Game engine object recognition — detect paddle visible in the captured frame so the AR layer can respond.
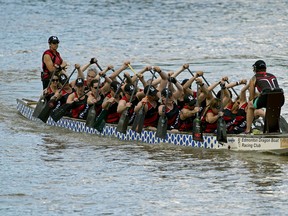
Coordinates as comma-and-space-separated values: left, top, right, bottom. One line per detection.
85, 79, 101, 128
187, 68, 217, 97
116, 79, 139, 134
192, 84, 204, 142
93, 78, 126, 132
216, 87, 227, 143
32, 95, 46, 118
149, 69, 158, 79
131, 69, 157, 133
155, 83, 170, 139
32, 71, 56, 118
115, 63, 143, 133
50, 90, 90, 122
94, 60, 124, 82
226, 80, 239, 98
37, 68, 77, 123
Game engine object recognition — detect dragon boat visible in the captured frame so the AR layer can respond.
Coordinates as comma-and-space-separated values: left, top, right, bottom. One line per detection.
16, 98, 288, 155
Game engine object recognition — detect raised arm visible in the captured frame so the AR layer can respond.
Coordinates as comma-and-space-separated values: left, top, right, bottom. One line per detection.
109, 61, 130, 81
97, 65, 114, 84
248, 76, 256, 101
239, 83, 249, 103
153, 66, 168, 93
171, 63, 189, 78
81, 57, 98, 73
132, 65, 152, 85
169, 77, 184, 99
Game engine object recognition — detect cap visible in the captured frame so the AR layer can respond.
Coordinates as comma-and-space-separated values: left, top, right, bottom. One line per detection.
48, 36, 60, 44
110, 81, 121, 92
216, 89, 232, 99
75, 78, 84, 87
184, 94, 196, 106
161, 88, 172, 97
253, 60, 266, 71
124, 83, 135, 95
181, 79, 189, 85
144, 85, 158, 96
59, 74, 68, 85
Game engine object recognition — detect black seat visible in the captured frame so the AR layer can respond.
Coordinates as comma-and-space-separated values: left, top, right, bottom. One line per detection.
263, 89, 284, 133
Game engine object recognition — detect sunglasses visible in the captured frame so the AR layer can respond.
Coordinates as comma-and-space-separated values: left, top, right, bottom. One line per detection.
52, 79, 59, 82
212, 106, 221, 110
51, 42, 59, 45
92, 86, 98, 89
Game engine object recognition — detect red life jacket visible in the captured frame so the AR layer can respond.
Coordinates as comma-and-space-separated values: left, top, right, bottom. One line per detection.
165, 103, 180, 129
255, 72, 279, 92
70, 92, 88, 119
144, 101, 159, 127
227, 102, 248, 133
178, 105, 195, 131
105, 94, 120, 123
201, 109, 217, 133
223, 103, 235, 127
42, 49, 63, 80
91, 93, 104, 116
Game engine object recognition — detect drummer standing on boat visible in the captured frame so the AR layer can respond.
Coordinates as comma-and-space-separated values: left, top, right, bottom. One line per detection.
244, 60, 284, 134
41, 36, 67, 89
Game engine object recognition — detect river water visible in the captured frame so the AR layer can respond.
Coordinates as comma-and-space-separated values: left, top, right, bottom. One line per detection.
1, 0, 288, 215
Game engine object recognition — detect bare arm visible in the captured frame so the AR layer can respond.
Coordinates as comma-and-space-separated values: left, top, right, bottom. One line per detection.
171, 78, 184, 99
171, 63, 189, 78
153, 66, 168, 93
43, 54, 57, 75
248, 76, 256, 101
66, 92, 75, 104
132, 66, 152, 84
180, 107, 200, 120
109, 61, 130, 81
206, 112, 220, 124
182, 71, 204, 90
117, 99, 130, 113
239, 83, 249, 103
75, 63, 84, 79
80, 58, 97, 72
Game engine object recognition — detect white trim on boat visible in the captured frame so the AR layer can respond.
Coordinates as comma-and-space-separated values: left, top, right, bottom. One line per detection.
16, 98, 288, 155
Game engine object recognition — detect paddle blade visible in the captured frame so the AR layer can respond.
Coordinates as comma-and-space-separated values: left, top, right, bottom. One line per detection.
217, 117, 227, 143
94, 110, 108, 132
85, 106, 97, 128
131, 107, 145, 133
192, 117, 204, 142
32, 96, 46, 118
37, 99, 56, 123
131, 112, 140, 131
50, 103, 72, 122
155, 116, 167, 139
116, 110, 130, 134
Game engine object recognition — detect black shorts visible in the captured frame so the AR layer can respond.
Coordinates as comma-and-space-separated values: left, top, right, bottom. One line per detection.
42, 79, 50, 90
253, 88, 284, 109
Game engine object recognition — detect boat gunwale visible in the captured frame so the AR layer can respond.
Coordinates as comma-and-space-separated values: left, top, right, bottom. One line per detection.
16, 98, 288, 154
